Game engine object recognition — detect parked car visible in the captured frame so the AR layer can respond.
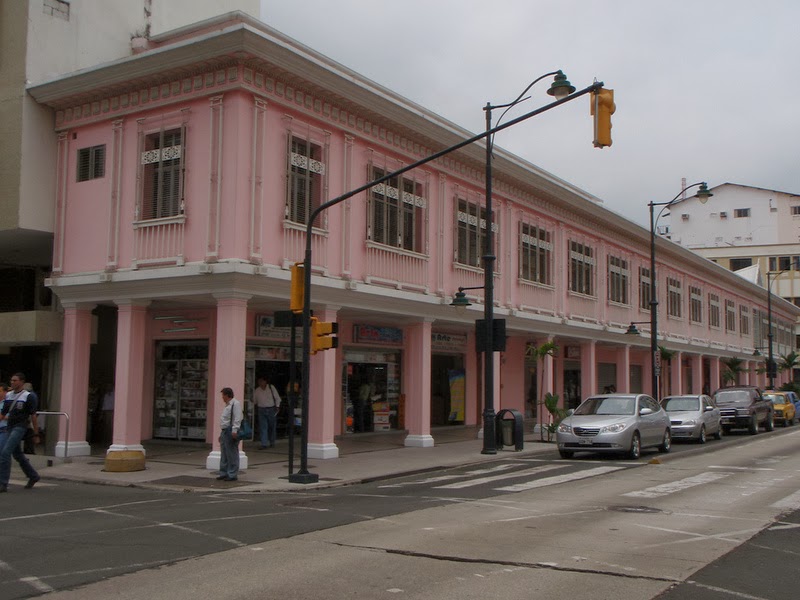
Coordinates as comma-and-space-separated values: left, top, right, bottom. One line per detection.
660, 394, 722, 443
556, 394, 671, 460
782, 390, 800, 414
763, 391, 796, 426
713, 386, 774, 435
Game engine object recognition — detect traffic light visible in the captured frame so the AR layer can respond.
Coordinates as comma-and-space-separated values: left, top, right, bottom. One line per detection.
290, 262, 304, 313
310, 317, 338, 354
591, 88, 615, 148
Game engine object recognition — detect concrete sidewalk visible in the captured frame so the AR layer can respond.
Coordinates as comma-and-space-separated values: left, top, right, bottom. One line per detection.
10, 427, 555, 493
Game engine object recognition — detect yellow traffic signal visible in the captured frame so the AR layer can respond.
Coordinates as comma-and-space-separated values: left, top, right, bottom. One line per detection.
310, 317, 339, 354
591, 88, 615, 148
290, 262, 304, 313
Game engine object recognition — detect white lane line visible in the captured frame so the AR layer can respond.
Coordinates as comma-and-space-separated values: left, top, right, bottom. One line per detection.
20, 577, 55, 593
770, 489, 800, 510
0, 499, 169, 523
495, 465, 625, 493
379, 464, 518, 488
435, 464, 565, 490
623, 471, 734, 498
708, 465, 775, 471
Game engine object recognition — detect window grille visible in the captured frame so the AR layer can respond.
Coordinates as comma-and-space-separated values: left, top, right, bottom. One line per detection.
639, 267, 651, 311
740, 305, 750, 336
709, 293, 721, 329
725, 299, 736, 332
368, 166, 426, 252
690, 285, 703, 323
734, 208, 751, 218
667, 276, 682, 318
139, 127, 185, 220
286, 136, 324, 227
607, 255, 629, 305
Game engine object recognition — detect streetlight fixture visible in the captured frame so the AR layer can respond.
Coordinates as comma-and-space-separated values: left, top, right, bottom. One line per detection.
765, 259, 800, 389
476, 70, 575, 455
648, 182, 712, 400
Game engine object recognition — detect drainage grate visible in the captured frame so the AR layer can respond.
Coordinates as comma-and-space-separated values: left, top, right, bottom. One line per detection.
609, 505, 662, 514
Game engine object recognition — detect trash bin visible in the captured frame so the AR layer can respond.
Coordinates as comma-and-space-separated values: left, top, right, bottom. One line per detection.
501, 419, 514, 446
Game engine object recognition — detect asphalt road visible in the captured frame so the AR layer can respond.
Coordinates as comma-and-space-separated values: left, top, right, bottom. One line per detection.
1, 428, 799, 599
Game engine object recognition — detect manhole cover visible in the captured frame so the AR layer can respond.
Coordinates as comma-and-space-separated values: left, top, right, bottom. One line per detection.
609, 505, 662, 514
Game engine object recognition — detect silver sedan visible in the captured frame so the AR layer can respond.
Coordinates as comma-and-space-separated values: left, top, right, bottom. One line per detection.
660, 394, 722, 443
556, 394, 672, 460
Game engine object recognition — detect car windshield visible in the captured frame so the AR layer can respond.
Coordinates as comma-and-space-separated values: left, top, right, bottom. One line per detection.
764, 394, 786, 405
574, 396, 635, 416
662, 397, 700, 412
715, 390, 753, 406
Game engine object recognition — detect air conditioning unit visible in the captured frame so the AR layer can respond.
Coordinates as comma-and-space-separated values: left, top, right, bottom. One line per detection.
681, 213, 689, 220
719, 211, 728, 218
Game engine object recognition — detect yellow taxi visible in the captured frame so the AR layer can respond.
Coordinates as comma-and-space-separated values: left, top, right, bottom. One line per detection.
763, 391, 796, 426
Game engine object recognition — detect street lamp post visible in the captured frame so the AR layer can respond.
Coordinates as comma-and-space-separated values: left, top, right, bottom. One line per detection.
479, 71, 575, 454
765, 260, 799, 389
648, 182, 712, 400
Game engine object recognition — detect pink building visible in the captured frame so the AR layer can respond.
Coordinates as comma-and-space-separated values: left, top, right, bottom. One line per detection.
29, 13, 799, 467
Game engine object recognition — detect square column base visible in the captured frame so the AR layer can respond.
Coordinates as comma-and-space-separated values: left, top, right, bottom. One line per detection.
55, 441, 91, 458
206, 449, 249, 471
107, 444, 146, 455
307, 443, 339, 459
404, 434, 435, 448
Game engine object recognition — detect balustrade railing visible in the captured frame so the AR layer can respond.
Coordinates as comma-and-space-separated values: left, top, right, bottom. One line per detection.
133, 217, 185, 267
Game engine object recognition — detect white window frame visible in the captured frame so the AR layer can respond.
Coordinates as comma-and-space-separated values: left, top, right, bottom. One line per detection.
368, 165, 427, 253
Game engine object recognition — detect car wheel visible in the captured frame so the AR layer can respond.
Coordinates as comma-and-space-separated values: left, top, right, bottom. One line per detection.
784, 418, 790, 428
559, 450, 574, 459
698, 425, 707, 444
713, 424, 723, 440
628, 432, 641, 459
765, 412, 775, 432
658, 429, 671, 453
748, 415, 759, 435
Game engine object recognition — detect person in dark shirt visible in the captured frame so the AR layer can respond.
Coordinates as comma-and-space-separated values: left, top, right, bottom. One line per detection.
0, 373, 40, 492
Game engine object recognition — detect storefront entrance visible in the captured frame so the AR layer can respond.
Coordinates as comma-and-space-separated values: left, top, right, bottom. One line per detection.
430, 354, 465, 426
153, 341, 209, 440
344, 350, 401, 433
245, 346, 302, 440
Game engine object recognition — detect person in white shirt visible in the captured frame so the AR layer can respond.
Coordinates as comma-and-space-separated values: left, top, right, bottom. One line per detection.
216, 387, 242, 481
254, 376, 281, 449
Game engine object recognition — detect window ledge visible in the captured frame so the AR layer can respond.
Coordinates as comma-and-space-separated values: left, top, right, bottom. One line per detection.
519, 278, 554, 291
568, 291, 597, 301
366, 240, 428, 260
283, 219, 327, 236
133, 214, 186, 229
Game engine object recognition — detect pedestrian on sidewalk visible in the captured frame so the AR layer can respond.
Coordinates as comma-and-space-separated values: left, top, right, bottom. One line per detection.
254, 376, 281, 449
216, 387, 242, 482
0, 373, 41, 492
0, 383, 10, 451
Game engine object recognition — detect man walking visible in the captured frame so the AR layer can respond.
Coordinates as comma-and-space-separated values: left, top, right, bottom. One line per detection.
0, 373, 40, 492
254, 376, 281, 449
216, 387, 242, 482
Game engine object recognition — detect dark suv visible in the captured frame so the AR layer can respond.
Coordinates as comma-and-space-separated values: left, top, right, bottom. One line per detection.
713, 386, 774, 435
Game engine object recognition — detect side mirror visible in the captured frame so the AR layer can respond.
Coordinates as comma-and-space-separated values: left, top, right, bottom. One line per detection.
704, 405, 714, 412
639, 407, 653, 416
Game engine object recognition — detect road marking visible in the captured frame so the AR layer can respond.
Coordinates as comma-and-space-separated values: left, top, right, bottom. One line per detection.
435, 464, 565, 490
708, 465, 775, 471
770, 489, 800, 510
623, 471, 734, 498
495, 466, 625, 492
379, 464, 518, 488
0, 499, 170, 523
20, 577, 54, 593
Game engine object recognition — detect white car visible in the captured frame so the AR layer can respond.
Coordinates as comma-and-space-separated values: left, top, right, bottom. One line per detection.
660, 394, 722, 443
556, 394, 671, 460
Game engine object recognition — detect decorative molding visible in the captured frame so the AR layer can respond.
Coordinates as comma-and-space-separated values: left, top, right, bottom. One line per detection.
206, 95, 224, 261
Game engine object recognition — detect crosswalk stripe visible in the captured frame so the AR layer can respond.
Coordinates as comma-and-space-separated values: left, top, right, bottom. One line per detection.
770, 489, 800, 510
378, 464, 518, 488
435, 464, 566, 490
495, 465, 625, 492
623, 472, 734, 498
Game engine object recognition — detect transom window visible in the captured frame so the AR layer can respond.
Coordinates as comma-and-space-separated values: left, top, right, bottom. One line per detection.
77, 145, 105, 182
709, 293, 721, 328
287, 136, 325, 227
607, 255, 629, 305
139, 128, 184, 220
368, 166, 426, 252
725, 299, 736, 332
690, 285, 703, 323
639, 267, 652, 311
519, 223, 552, 285
569, 241, 595, 296
666, 276, 682, 318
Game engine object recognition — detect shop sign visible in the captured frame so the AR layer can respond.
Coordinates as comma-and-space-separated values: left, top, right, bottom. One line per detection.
353, 324, 403, 345
255, 315, 302, 342
432, 332, 467, 352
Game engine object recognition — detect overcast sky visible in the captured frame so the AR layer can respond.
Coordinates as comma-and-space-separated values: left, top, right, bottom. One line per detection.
259, 1, 800, 227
